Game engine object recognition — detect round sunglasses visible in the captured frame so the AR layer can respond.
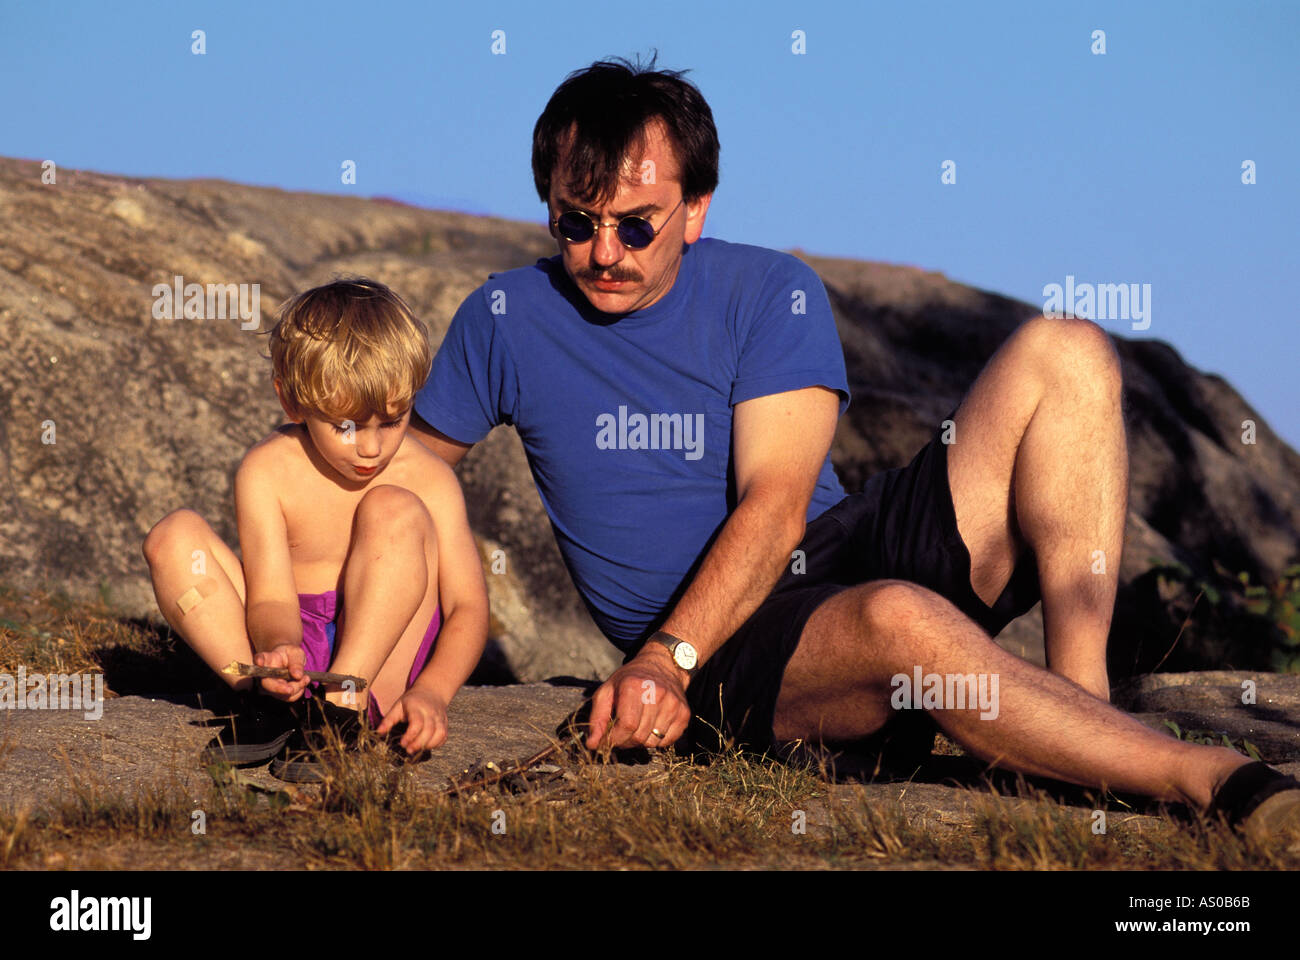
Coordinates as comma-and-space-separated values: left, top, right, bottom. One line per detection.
551, 199, 684, 249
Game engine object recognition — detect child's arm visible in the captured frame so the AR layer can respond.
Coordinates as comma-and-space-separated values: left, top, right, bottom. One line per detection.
234, 443, 309, 700
377, 453, 488, 751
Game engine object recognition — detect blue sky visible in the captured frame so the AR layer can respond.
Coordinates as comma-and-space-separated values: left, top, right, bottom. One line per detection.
3, 0, 1296, 446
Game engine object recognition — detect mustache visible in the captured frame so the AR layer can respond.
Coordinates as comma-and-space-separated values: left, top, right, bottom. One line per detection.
575, 266, 641, 284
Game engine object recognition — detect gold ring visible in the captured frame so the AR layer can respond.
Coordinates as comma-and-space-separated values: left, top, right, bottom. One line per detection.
651, 728, 665, 738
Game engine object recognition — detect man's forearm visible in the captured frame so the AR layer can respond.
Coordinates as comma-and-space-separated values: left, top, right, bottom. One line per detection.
655, 490, 806, 671
586, 491, 803, 749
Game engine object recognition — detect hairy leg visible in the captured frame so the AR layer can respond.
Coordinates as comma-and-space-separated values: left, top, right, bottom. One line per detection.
142, 509, 253, 691
773, 581, 1249, 809
947, 315, 1127, 700
327, 485, 440, 715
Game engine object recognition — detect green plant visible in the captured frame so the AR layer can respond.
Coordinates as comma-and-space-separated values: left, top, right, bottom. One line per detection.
1150, 558, 1300, 673
1240, 564, 1300, 672
1162, 720, 1262, 760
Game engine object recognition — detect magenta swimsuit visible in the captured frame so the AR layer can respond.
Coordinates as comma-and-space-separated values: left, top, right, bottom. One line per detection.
297, 590, 441, 726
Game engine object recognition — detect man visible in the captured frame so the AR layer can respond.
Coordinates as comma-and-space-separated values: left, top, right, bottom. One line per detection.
410, 57, 1300, 833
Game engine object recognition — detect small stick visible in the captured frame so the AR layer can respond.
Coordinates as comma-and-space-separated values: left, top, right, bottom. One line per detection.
443, 703, 590, 795
221, 661, 368, 690
444, 741, 570, 795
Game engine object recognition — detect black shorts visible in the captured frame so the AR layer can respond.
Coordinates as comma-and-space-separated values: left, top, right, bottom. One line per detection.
678, 419, 1041, 764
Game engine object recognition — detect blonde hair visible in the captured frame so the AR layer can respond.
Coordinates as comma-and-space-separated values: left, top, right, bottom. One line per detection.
268, 277, 432, 423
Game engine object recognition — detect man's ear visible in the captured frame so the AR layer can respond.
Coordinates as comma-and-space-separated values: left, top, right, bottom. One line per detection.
683, 192, 712, 244
545, 193, 563, 240
272, 378, 303, 423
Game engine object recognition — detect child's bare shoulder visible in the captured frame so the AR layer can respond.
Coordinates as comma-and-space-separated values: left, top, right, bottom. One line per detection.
388, 434, 463, 504
235, 425, 307, 485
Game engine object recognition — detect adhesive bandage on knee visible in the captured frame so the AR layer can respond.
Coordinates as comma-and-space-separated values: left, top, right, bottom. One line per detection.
176, 577, 219, 615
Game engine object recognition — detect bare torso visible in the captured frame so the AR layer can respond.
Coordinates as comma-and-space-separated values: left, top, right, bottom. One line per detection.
246, 424, 440, 595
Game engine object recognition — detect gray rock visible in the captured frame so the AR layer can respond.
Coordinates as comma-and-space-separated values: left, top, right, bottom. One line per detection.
1114, 670, 1300, 763
0, 685, 588, 812
2, 157, 1297, 682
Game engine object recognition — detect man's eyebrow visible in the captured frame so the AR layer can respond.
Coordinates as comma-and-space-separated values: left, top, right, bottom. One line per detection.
556, 196, 661, 218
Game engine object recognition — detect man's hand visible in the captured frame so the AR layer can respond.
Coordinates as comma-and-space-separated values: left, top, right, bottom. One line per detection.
254, 643, 309, 701
376, 687, 449, 754
586, 642, 690, 750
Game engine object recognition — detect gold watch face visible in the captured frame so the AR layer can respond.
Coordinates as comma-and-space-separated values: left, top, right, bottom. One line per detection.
673, 641, 698, 671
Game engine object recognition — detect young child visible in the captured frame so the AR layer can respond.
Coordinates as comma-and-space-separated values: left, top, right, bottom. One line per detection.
142, 277, 488, 781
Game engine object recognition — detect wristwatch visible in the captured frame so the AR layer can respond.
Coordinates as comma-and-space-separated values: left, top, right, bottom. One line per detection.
651, 631, 698, 676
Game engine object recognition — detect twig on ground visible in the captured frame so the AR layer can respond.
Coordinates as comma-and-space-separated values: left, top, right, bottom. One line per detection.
443, 703, 590, 795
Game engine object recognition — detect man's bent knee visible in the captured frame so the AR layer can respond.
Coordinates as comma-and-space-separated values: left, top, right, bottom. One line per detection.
833, 579, 984, 676
1020, 315, 1122, 393
776, 582, 953, 743
852, 579, 952, 636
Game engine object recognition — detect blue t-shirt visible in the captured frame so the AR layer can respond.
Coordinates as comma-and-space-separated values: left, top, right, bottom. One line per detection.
415, 237, 851, 652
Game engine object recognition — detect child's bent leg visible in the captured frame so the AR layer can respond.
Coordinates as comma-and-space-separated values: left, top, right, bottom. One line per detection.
328, 486, 440, 715
141, 509, 254, 691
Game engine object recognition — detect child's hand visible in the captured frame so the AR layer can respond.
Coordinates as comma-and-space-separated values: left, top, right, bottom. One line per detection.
254, 643, 310, 701
377, 687, 448, 754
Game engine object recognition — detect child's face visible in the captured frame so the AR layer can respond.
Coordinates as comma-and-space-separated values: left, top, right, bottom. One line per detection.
275, 380, 411, 484
305, 405, 411, 483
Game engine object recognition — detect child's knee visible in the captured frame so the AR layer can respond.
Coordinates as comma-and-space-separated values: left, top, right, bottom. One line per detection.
355, 486, 431, 534
142, 509, 207, 564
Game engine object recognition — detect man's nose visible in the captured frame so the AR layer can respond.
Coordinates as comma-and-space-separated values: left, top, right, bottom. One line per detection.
591, 222, 624, 268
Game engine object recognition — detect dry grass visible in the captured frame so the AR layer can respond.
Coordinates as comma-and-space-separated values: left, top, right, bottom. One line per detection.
0, 581, 166, 679
2, 582, 1299, 870
2, 731, 1297, 871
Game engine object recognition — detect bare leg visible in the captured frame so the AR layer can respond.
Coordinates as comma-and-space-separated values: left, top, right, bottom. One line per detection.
773, 317, 1249, 811
325, 485, 440, 716
773, 581, 1250, 809
947, 315, 1126, 700
142, 509, 254, 692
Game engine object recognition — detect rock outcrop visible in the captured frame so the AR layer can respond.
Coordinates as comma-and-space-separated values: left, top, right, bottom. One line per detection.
2, 157, 1296, 680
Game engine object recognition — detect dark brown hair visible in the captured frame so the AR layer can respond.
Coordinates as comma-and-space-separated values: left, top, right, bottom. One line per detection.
532, 53, 720, 206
